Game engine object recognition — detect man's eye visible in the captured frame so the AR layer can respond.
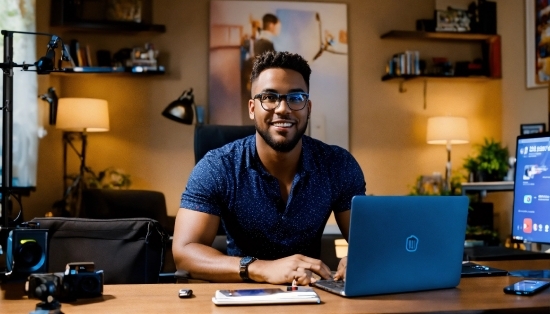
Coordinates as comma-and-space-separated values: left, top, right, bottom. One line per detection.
287, 94, 305, 103
262, 94, 278, 102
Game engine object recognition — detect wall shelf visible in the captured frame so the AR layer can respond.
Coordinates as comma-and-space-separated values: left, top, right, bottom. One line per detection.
380, 30, 501, 104
50, 21, 166, 34
380, 30, 499, 42
382, 74, 494, 82
50, 66, 166, 76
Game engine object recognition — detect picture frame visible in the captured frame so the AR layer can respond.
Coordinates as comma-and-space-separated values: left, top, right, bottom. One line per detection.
416, 175, 444, 195
435, 9, 470, 32
526, 0, 550, 88
209, 1, 350, 149
520, 123, 546, 135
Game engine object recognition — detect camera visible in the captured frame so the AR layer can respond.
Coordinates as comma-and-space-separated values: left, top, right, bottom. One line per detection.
6, 222, 48, 277
26, 262, 103, 301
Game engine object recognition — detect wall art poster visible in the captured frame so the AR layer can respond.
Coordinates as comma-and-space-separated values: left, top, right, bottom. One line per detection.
209, 1, 349, 149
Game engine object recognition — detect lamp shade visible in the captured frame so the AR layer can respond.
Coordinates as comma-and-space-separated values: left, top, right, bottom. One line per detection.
56, 98, 109, 132
426, 116, 469, 145
162, 88, 194, 125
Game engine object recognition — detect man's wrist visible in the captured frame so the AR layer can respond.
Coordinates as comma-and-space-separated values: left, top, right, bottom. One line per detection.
239, 256, 257, 281
246, 259, 266, 282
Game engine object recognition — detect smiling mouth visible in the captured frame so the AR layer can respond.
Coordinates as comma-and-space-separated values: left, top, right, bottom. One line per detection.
271, 122, 294, 128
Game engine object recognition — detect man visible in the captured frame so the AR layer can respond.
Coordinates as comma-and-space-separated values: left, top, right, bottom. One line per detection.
254, 13, 280, 56
173, 51, 366, 285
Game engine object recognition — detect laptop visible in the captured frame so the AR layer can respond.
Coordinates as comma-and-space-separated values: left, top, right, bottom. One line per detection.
313, 195, 469, 297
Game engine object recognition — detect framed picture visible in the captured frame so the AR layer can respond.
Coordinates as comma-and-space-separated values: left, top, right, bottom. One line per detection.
435, 9, 470, 32
520, 123, 546, 135
209, 1, 349, 149
416, 175, 444, 195
526, 0, 550, 88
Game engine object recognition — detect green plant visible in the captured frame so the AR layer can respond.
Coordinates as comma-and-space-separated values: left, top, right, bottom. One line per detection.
408, 174, 463, 196
85, 167, 131, 189
463, 138, 509, 181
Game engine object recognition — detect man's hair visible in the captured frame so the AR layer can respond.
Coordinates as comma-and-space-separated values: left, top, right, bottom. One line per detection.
262, 13, 279, 30
250, 51, 311, 90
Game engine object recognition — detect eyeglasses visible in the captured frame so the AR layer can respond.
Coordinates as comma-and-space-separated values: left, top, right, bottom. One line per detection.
253, 92, 309, 111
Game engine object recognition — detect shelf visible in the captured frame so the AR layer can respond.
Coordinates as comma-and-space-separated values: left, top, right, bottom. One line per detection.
50, 65, 165, 75
381, 74, 494, 82
50, 21, 166, 34
380, 30, 499, 42
461, 181, 514, 198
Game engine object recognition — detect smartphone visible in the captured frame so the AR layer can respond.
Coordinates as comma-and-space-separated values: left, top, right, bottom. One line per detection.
217, 288, 283, 297
503, 280, 550, 296
178, 289, 193, 298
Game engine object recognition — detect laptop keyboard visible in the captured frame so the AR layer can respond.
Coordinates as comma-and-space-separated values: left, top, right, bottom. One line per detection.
316, 279, 345, 289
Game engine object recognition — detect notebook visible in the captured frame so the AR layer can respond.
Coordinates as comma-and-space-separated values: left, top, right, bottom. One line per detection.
313, 195, 469, 297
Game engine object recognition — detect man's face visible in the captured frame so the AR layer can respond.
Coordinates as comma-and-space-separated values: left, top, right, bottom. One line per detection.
249, 68, 311, 153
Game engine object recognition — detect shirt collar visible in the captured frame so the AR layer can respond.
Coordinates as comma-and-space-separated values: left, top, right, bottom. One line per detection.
247, 135, 316, 176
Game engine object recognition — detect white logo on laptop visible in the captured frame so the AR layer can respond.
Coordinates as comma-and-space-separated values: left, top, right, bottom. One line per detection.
406, 235, 419, 252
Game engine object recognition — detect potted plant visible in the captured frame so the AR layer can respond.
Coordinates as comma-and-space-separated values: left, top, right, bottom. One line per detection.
463, 138, 509, 182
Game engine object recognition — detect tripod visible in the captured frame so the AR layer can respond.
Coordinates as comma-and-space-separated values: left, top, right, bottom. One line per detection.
58, 131, 97, 217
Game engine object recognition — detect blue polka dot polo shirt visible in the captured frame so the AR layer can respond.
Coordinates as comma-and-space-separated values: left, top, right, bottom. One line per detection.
180, 135, 366, 260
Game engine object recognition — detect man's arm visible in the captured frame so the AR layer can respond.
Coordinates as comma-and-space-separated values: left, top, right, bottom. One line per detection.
333, 210, 350, 280
172, 208, 332, 284
334, 210, 350, 242
172, 208, 242, 282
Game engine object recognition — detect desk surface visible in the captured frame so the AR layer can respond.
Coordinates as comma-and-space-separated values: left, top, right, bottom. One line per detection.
2, 260, 549, 314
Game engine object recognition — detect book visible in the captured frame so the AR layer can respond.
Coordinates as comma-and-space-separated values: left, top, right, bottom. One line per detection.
85, 45, 93, 67
69, 39, 80, 66
212, 287, 321, 305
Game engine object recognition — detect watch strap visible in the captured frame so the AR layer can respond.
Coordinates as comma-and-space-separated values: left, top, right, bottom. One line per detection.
239, 256, 257, 281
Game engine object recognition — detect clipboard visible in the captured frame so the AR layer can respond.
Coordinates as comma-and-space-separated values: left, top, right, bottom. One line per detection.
212, 287, 321, 305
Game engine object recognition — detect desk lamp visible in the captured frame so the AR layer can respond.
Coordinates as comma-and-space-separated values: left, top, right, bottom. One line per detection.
162, 88, 195, 124
56, 98, 109, 216
427, 116, 469, 191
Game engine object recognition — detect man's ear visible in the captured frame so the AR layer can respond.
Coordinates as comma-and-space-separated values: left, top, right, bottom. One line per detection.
248, 99, 255, 120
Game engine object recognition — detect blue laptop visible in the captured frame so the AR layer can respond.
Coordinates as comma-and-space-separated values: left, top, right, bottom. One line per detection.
313, 195, 469, 297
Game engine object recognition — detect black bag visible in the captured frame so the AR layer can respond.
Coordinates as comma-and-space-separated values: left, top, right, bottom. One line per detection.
31, 217, 169, 284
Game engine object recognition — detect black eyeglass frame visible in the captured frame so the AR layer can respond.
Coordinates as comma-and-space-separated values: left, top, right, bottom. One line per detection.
252, 92, 310, 111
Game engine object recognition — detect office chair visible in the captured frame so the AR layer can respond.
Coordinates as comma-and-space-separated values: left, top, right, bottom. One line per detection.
194, 124, 256, 163
174, 125, 256, 282
193, 124, 256, 243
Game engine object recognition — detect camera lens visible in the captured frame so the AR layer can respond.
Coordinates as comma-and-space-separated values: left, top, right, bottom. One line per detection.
80, 276, 99, 293
16, 242, 43, 268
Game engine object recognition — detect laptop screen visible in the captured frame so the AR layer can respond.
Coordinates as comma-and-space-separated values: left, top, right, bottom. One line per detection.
512, 132, 550, 244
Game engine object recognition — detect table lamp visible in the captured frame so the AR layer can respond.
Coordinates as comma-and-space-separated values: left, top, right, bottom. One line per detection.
162, 88, 195, 124
56, 98, 109, 216
426, 116, 469, 191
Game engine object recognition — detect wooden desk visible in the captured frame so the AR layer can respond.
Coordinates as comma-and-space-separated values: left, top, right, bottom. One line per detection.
1, 260, 549, 314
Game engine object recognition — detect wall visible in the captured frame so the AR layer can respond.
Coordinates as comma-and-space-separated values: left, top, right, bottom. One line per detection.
28, 1, 509, 231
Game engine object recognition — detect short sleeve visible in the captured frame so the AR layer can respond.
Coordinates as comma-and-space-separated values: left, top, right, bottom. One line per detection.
330, 149, 366, 213
180, 154, 226, 216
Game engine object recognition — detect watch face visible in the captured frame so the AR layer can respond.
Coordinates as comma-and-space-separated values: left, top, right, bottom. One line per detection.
241, 256, 254, 266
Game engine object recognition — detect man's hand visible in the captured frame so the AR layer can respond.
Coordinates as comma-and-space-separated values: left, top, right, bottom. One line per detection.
248, 254, 331, 285
333, 256, 347, 281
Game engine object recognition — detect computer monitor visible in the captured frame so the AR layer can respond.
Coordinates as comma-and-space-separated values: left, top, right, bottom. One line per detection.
512, 132, 550, 245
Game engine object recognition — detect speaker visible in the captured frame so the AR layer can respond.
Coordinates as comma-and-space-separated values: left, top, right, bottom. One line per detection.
6, 229, 48, 276
478, 0, 497, 34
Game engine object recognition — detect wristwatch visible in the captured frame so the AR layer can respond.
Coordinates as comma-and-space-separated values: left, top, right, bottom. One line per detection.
239, 256, 257, 281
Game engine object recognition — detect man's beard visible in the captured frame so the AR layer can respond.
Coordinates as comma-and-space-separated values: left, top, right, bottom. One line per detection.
255, 118, 309, 153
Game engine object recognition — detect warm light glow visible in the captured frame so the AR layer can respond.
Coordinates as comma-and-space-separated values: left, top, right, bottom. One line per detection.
56, 98, 110, 132
426, 116, 469, 145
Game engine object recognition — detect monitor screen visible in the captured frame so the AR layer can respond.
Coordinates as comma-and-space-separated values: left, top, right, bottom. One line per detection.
512, 132, 550, 244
